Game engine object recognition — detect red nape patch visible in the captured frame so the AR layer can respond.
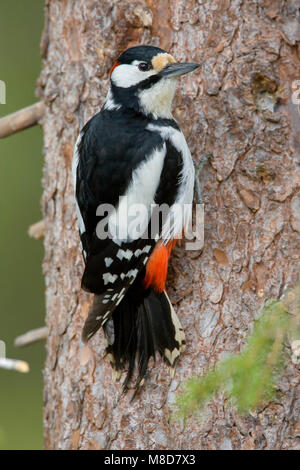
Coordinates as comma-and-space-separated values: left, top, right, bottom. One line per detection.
143, 240, 178, 293
109, 61, 121, 75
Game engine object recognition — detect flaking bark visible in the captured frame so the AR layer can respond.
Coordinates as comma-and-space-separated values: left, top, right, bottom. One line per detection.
39, 0, 300, 450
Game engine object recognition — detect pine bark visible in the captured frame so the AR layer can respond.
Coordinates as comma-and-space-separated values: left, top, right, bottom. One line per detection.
38, 0, 300, 450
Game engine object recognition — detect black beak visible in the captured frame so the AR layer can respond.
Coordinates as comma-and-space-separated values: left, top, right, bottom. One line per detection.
159, 62, 200, 78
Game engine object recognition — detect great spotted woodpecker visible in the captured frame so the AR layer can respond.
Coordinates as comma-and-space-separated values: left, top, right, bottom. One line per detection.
73, 45, 200, 390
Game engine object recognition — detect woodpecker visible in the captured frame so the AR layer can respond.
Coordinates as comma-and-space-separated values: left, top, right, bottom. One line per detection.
73, 45, 200, 390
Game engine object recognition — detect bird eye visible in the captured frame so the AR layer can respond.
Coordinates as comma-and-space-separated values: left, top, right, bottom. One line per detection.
138, 62, 151, 72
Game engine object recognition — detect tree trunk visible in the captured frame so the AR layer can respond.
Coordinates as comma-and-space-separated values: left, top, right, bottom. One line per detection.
39, 0, 300, 450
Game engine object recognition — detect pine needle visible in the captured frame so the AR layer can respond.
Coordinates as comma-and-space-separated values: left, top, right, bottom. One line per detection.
176, 292, 298, 419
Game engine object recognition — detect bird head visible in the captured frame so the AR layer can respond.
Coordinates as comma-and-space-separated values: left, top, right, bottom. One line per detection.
105, 45, 200, 119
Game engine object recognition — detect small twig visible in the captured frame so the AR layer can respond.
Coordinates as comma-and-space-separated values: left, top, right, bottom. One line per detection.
0, 101, 45, 139
28, 220, 46, 240
14, 326, 48, 348
0, 358, 29, 373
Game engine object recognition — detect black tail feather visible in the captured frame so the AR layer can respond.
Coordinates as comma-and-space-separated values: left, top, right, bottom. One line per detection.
103, 286, 185, 391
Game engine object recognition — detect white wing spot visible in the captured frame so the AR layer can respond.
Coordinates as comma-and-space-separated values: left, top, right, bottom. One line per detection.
115, 295, 124, 306
135, 246, 151, 256
104, 257, 114, 267
126, 269, 139, 279
103, 273, 118, 285
117, 249, 133, 261
97, 310, 111, 322
119, 287, 126, 298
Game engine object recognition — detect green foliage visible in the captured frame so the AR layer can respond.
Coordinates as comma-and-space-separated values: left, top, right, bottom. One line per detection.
176, 296, 297, 419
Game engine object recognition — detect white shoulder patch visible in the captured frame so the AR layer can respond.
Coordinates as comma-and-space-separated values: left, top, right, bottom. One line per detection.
108, 144, 166, 243
147, 124, 195, 242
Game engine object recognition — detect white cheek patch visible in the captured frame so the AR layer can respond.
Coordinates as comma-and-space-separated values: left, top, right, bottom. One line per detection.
111, 62, 156, 88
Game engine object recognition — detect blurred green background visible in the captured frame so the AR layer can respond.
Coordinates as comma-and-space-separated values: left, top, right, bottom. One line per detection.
0, 1, 45, 449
